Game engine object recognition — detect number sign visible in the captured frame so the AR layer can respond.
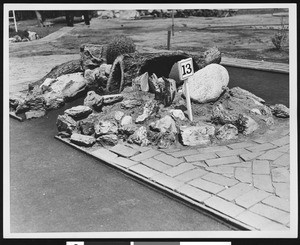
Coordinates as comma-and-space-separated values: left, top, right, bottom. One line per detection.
178, 58, 194, 80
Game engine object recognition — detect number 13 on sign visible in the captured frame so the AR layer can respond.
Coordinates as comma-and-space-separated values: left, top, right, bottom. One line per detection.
178, 58, 194, 121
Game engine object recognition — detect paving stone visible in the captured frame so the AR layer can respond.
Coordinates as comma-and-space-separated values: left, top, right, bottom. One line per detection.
276, 145, 290, 153
154, 153, 184, 166
175, 168, 209, 182
273, 183, 290, 199
109, 144, 140, 158
112, 157, 138, 168
191, 161, 208, 168
236, 210, 289, 231
253, 160, 270, 174
197, 145, 229, 154
205, 156, 241, 167
205, 166, 235, 175
235, 167, 252, 183
250, 203, 290, 224
225, 161, 252, 168
204, 196, 246, 218
91, 148, 118, 162
257, 150, 284, 161
262, 195, 290, 212
253, 175, 274, 193
215, 148, 250, 157
217, 182, 254, 201
176, 184, 211, 202
124, 143, 151, 152
130, 149, 161, 162
202, 172, 239, 187
240, 152, 264, 161
184, 152, 218, 162
272, 136, 290, 147
150, 173, 184, 190
246, 143, 277, 152
141, 158, 172, 172
159, 148, 180, 153
129, 164, 160, 179
163, 163, 195, 177
271, 167, 290, 183
235, 189, 271, 208
170, 149, 199, 158
189, 178, 225, 194
251, 138, 269, 144
227, 142, 258, 149
272, 154, 290, 167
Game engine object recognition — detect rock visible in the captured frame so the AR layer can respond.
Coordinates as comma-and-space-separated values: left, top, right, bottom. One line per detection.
84, 68, 108, 90
270, 104, 289, 118
182, 64, 229, 103
132, 72, 149, 91
9, 92, 27, 111
114, 111, 125, 121
264, 117, 275, 126
119, 123, 139, 136
157, 132, 177, 149
149, 75, 176, 106
56, 114, 77, 134
94, 121, 118, 136
40, 78, 56, 93
27, 31, 39, 41
128, 126, 150, 146
216, 124, 238, 140
121, 99, 142, 109
97, 134, 119, 146
236, 115, 259, 135
84, 91, 104, 111
50, 72, 87, 101
78, 118, 95, 136
136, 100, 159, 123
80, 44, 106, 71
211, 103, 238, 125
25, 110, 46, 119
102, 94, 124, 105
180, 125, 215, 146
99, 63, 112, 76
170, 109, 186, 121
149, 115, 177, 134
251, 108, 262, 115
230, 87, 265, 104
168, 62, 183, 86
43, 90, 65, 110
120, 115, 133, 126
65, 105, 93, 120
70, 133, 96, 147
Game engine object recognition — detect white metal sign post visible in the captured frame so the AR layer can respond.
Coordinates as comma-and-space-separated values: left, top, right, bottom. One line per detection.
178, 57, 194, 121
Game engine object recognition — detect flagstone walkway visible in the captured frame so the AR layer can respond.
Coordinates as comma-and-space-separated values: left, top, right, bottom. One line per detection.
56, 125, 290, 231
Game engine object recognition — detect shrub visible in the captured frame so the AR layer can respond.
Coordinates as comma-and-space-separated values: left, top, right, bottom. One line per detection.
106, 35, 136, 64
271, 18, 288, 50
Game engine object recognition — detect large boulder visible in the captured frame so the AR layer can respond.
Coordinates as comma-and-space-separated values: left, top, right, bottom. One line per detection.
65, 105, 93, 120
149, 115, 177, 134
270, 104, 289, 118
84, 91, 104, 111
182, 64, 229, 103
180, 125, 215, 146
70, 133, 96, 147
56, 114, 77, 134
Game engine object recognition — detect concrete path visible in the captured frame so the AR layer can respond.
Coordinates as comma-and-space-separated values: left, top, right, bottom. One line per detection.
57, 126, 290, 231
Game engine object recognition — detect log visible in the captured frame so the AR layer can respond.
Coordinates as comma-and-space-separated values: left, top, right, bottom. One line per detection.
106, 48, 222, 94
